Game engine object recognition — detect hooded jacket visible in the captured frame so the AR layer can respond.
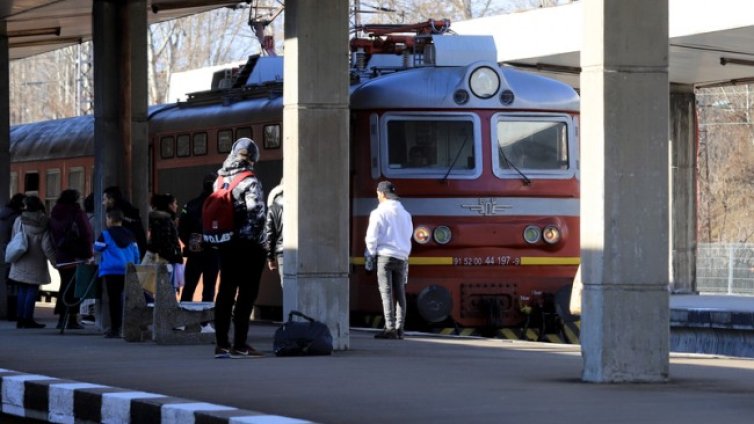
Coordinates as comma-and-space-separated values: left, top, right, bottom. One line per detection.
94, 226, 141, 277
8, 211, 57, 285
216, 146, 267, 247
49, 202, 94, 264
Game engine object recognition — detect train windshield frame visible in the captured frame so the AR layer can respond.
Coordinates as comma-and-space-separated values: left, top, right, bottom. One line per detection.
379, 112, 482, 180
491, 113, 576, 180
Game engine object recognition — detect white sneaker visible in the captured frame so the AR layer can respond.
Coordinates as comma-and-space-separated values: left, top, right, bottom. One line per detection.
173, 325, 186, 331
201, 323, 215, 334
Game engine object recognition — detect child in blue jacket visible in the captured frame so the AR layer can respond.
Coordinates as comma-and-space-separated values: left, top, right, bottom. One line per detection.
94, 208, 140, 338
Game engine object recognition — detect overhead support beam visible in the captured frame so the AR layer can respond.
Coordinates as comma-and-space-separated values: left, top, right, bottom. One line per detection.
7, 27, 61, 38
9, 36, 82, 49
151, 0, 250, 13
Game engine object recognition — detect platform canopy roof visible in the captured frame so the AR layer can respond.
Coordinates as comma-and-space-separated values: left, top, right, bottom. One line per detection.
2, 0, 247, 60
454, 0, 754, 89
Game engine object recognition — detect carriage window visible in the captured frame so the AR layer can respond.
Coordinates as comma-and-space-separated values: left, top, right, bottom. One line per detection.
176, 134, 191, 157
10, 172, 18, 195
24, 172, 39, 194
218, 129, 233, 154
494, 120, 568, 174
264, 124, 281, 149
384, 118, 477, 177
160, 136, 175, 159
67, 167, 85, 196
46, 169, 61, 211
193, 132, 208, 156
236, 127, 252, 141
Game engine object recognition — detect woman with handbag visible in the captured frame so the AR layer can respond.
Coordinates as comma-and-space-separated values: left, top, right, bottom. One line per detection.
9, 195, 58, 328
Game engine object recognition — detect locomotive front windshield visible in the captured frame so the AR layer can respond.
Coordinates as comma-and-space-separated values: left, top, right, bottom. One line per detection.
384, 117, 477, 177
494, 119, 569, 174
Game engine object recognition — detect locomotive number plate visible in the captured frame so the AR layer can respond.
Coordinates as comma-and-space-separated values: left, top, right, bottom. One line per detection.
453, 256, 521, 266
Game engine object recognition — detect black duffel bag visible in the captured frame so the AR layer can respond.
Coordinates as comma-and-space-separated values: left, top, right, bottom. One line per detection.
273, 310, 334, 356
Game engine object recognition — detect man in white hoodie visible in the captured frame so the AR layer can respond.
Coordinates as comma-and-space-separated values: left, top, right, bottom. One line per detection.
365, 181, 413, 340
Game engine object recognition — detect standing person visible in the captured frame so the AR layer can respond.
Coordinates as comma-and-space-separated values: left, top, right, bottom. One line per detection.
1, 193, 26, 321
145, 193, 183, 271
94, 208, 141, 338
178, 174, 220, 313
9, 195, 58, 329
364, 181, 413, 340
49, 189, 93, 329
264, 179, 284, 283
210, 137, 267, 359
102, 186, 147, 258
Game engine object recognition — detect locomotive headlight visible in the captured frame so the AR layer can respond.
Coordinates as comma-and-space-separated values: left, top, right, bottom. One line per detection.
433, 226, 452, 245
414, 226, 432, 244
523, 225, 541, 244
542, 225, 561, 244
469, 66, 500, 99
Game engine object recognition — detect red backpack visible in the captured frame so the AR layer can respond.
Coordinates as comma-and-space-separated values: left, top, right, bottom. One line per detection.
202, 171, 253, 245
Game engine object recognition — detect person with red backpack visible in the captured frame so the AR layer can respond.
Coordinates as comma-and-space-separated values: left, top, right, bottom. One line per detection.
205, 137, 267, 359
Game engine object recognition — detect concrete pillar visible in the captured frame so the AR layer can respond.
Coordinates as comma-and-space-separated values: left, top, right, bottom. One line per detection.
92, 0, 148, 330
580, 0, 670, 382
92, 0, 149, 233
282, 0, 350, 350
0, 22, 9, 318
670, 86, 697, 294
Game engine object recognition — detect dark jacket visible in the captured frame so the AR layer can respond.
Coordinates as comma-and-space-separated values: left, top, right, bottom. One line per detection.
49, 202, 94, 264
178, 191, 210, 256
107, 200, 147, 258
264, 186, 283, 260
147, 210, 182, 264
0, 205, 23, 261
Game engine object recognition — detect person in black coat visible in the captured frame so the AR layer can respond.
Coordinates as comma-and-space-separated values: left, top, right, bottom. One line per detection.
102, 186, 147, 259
178, 174, 219, 304
1, 193, 26, 321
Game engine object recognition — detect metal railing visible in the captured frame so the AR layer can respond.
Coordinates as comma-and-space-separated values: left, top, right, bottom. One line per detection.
697, 243, 754, 295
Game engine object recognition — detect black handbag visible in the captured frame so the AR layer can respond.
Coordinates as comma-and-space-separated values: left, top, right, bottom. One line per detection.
273, 310, 333, 356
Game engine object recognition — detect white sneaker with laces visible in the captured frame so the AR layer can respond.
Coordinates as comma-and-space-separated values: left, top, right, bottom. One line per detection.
201, 323, 215, 334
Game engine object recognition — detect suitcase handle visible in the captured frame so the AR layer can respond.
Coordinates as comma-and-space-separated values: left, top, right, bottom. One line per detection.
288, 310, 316, 323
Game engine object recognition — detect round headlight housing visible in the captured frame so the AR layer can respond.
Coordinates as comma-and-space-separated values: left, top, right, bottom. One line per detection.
469, 66, 500, 99
542, 225, 561, 244
523, 225, 541, 244
413, 226, 432, 244
433, 226, 452, 245
453, 89, 469, 105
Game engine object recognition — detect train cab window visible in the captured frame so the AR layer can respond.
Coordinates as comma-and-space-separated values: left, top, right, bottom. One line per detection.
160, 136, 175, 159
492, 117, 569, 179
218, 129, 233, 154
236, 127, 252, 141
46, 169, 61, 211
24, 172, 39, 194
176, 134, 191, 157
263, 124, 281, 149
10, 172, 18, 195
67, 167, 85, 195
382, 115, 480, 179
193, 132, 208, 156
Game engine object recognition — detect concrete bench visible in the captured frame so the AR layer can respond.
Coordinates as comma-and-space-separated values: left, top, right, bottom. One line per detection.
152, 264, 215, 345
123, 263, 155, 342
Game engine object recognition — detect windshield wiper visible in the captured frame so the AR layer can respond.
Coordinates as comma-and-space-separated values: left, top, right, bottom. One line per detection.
500, 149, 531, 185
441, 136, 469, 182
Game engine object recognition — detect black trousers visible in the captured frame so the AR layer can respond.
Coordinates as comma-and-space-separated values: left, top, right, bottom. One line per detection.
104, 275, 125, 335
215, 240, 265, 349
180, 249, 219, 302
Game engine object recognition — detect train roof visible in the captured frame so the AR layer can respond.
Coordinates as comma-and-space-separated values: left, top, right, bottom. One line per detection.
148, 95, 283, 134
350, 64, 579, 111
10, 115, 94, 162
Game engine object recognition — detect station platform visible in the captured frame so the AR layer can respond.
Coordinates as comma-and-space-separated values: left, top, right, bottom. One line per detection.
2, 302, 754, 424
